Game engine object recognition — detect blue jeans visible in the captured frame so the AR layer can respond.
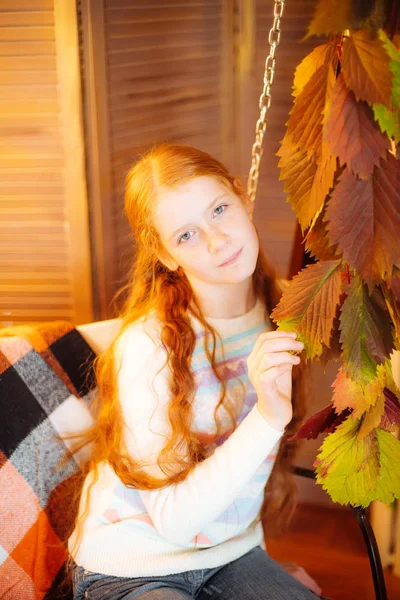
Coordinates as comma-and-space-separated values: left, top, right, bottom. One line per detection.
72, 546, 323, 599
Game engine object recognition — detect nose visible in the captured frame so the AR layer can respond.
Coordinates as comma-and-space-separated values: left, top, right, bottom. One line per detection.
207, 227, 230, 254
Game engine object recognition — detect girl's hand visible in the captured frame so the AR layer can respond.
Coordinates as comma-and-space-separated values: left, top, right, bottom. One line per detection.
247, 330, 304, 431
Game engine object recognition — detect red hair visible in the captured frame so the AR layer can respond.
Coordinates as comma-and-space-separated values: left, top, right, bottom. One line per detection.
71, 144, 308, 547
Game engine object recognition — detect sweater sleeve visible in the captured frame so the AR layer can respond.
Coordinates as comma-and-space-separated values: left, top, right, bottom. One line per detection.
116, 321, 284, 547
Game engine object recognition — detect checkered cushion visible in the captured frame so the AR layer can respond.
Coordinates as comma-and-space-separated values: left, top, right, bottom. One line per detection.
0, 322, 96, 599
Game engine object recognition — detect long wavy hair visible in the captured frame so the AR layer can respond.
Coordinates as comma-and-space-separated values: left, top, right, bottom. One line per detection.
72, 143, 308, 546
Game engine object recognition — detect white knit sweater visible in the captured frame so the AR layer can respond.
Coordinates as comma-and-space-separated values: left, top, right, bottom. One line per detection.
68, 298, 284, 577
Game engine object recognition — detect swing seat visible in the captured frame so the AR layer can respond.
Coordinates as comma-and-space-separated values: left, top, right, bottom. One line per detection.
0, 318, 118, 599
0, 319, 385, 600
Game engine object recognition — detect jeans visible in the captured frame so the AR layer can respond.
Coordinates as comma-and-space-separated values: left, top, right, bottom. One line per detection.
72, 546, 323, 599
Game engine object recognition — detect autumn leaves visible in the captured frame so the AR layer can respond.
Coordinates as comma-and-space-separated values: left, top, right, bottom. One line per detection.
270, 8, 400, 506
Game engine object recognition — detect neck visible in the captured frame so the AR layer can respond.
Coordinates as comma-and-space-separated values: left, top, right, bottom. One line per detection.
189, 278, 257, 319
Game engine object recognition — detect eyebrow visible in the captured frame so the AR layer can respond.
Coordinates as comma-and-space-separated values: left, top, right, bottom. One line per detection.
169, 193, 229, 240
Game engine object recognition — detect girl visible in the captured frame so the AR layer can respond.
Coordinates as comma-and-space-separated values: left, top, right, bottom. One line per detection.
69, 144, 322, 599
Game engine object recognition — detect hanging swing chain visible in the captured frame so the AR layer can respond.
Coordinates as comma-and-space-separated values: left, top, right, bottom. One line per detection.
247, 0, 285, 205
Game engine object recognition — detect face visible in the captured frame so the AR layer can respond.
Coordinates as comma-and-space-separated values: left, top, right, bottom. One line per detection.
152, 176, 259, 296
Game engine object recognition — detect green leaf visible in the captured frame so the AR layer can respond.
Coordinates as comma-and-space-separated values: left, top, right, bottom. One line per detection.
323, 73, 391, 179
372, 104, 400, 142
314, 417, 380, 507
378, 29, 400, 110
271, 260, 342, 359
341, 30, 393, 107
381, 282, 400, 351
373, 429, 400, 504
339, 275, 394, 382
315, 417, 400, 507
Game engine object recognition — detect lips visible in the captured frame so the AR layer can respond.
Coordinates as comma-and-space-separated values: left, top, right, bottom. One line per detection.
219, 247, 243, 267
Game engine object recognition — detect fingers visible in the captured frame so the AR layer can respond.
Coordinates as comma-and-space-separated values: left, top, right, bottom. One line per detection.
249, 334, 304, 374
259, 351, 300, 371
250, 329, 297, 359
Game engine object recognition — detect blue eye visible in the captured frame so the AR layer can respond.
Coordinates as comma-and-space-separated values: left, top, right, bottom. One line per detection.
179, 231, 193, 243
177, 204, 228, 244
214, 204, 227, 216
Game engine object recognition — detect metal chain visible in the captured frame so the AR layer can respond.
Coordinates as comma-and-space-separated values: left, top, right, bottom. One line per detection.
247, 0, 285, 205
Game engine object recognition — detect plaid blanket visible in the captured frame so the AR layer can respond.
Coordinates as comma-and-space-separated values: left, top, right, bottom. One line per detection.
0, 322, 96, 600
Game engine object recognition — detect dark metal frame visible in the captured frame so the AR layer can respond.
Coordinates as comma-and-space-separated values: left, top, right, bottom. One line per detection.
293, 466, 388, 600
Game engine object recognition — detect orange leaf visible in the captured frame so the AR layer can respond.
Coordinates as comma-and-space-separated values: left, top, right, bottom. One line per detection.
278, 144, 336, 232
341, 30, 393, 106
271, 260, 342, 359
293, 39, 339, 97
325, 155, 400, 287
332, 366, 386, 418
305, 205, 341, 262
323, 73, 391, 179
306, 0, 351, 39
286, 62, 336, 160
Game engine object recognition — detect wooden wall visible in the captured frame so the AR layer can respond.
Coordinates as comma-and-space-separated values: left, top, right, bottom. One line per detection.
1, 0, 319, 324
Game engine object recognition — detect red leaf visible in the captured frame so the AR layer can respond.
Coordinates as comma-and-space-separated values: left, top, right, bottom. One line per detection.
290, 404, 351, 440
323, 73, 390, 179
325, 154, 400, 287
381, 388, 400, 431
387, 267, 400, 304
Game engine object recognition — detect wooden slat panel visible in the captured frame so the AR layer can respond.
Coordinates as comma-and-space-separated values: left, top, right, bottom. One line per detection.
0, 55, 56, 69
0, 193, 64, 204
0, 85, 58, 100
0, 26, 55, 41
239, 0, 321, 279
107, 7, 221, 23
6, 0, 53, 8
0, 99, 59, 113
0, 153, 63, 167
95, 0, 230, 294
109, 56, 220, 83
1, 69, 57, 83
0, 41, 55, 55
108, 29, 220, 52
0, 0, 91, 327
107, 43, 219, 65
111, 0, 216, 7
0, 11, 54, 26
111, 99, 221, 133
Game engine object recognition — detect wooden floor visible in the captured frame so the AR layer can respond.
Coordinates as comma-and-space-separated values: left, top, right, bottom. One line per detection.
267, 503, 400, 600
